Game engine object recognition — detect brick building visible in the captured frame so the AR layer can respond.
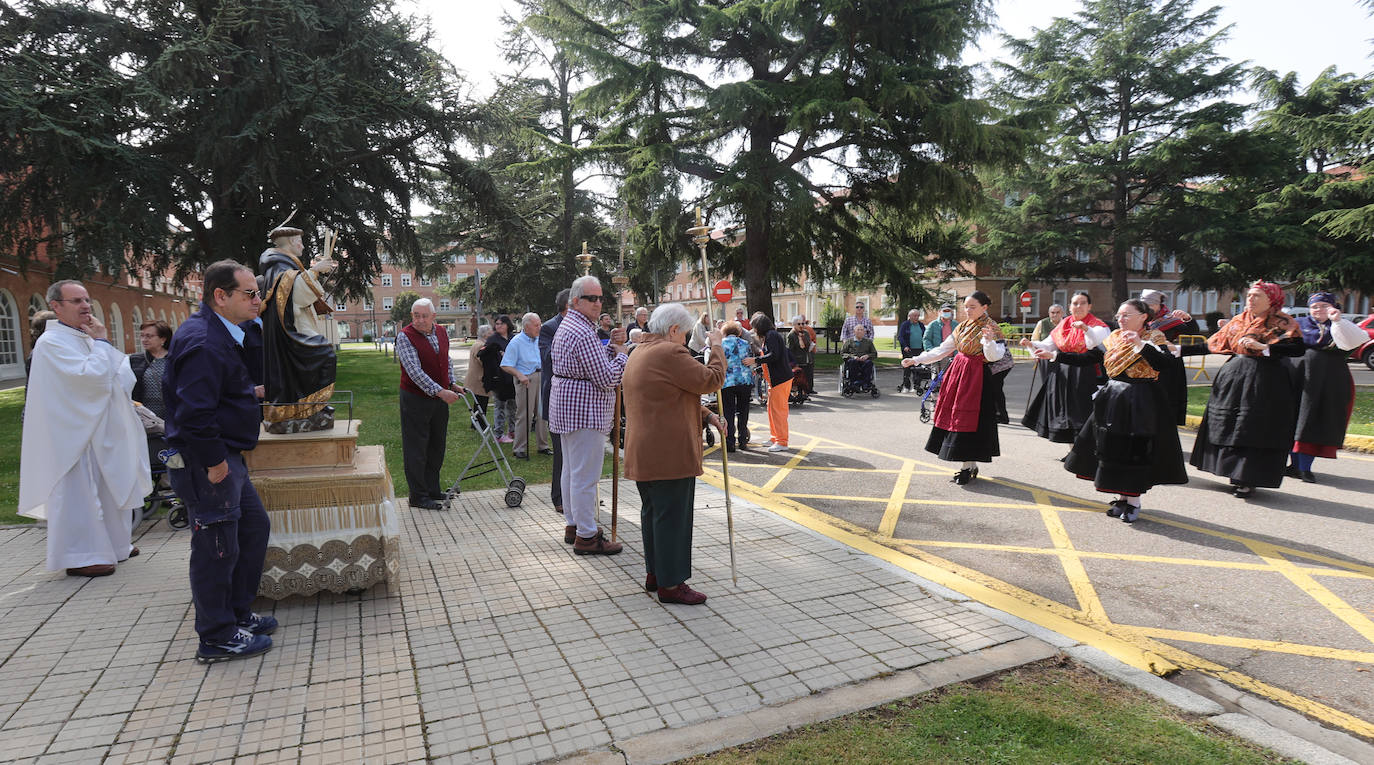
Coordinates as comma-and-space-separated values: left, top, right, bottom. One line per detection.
327, 248, 498, 341
0, 247, 200, 384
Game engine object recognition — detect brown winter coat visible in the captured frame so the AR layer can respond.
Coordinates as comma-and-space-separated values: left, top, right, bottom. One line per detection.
622, 334, 726, 482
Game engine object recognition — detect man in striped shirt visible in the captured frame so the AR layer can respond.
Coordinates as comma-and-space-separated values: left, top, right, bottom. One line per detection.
550, 275, 628, 554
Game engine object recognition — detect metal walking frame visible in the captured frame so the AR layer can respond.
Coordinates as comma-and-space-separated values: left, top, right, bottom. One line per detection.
443, 389, 526, 508
917, 364, 944, 423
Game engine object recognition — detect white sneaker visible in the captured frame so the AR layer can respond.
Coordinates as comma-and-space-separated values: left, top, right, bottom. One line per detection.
767, 443, 788, 453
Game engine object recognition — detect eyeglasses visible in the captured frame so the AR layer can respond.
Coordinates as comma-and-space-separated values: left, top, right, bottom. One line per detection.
1114, 313, 1142, 322
227, 288, 262, 300
579, 294, 603, 303
53, 296, 92, 305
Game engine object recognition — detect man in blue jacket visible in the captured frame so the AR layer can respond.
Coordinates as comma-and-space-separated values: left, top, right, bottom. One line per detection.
163, 260, 276, 663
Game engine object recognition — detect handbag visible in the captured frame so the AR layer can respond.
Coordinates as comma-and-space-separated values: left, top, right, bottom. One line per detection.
987, 342, 1014, 375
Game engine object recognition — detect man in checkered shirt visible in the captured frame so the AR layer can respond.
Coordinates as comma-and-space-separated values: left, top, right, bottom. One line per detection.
550, 275, 629, 555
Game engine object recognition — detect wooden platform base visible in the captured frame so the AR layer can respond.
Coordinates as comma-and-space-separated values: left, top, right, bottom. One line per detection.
247, 422, 401, 599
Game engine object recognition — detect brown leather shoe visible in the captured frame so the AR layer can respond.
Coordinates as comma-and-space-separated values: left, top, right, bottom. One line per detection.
564, 525, 577, 545
657, 583, 707, 605
555, 504, 564, 515
66, 564, 116, 577
573, 530, 622, 556
128, 547, 140, 558
645, 573, 657, 592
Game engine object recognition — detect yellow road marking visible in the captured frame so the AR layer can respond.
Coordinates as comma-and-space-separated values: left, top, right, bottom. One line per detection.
1146, 641, 1374, 739
702, 430, 1374, 737
778, 492, 1104, 513
758, 437, 820, 493
1246, 541, 1374, 646
1122, 626, 1374, 664
897, 538, 1373, 579
1033, 489, 1107, 623
702, 467, 1180, 675
877, 459, 916, 537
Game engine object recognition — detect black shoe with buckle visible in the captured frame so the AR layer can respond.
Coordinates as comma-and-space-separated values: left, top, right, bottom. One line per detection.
952, 467, 978, 485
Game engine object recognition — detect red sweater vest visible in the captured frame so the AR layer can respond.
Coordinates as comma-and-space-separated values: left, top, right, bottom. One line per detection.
398, 324, 451, 396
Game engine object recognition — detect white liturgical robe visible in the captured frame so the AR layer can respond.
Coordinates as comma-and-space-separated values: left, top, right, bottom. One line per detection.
20, 321, 151, 570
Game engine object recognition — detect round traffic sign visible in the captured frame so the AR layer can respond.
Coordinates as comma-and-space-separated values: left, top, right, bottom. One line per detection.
1019, 290, 1033, 308
713, 280, 734, 303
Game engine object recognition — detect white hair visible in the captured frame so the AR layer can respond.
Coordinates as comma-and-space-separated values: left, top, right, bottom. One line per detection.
521, 311, 540, 329
412, 298, 435, 313
628, 328, 643, 343
569, 275, 600, 300
647, 302, 694, 335
790, 315, 805, 324
476, 324, 492, 340
1048, 303, 1065, 312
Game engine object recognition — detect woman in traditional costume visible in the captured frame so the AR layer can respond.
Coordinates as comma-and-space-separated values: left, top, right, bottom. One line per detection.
901, 291, 1009, 485
1286, 292, 1366, 483
1021, 291, 1110, 446
1050, 300, 1188, 524
1138, 289, 1203, 426
1189, 281, 1303, 498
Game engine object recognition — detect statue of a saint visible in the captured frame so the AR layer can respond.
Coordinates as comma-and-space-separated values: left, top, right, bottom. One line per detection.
258, 226, 337, 433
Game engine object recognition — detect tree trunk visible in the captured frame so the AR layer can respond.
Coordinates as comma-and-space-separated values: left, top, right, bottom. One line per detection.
743, 214, 771, 318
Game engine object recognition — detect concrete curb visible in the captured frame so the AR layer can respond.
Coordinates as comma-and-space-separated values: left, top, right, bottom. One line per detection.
558, 637, 1060, 765
1208, 714, 1359, 765
679, 482, 1370, 765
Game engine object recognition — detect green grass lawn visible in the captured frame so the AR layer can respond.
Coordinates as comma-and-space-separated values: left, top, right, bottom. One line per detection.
335, 345, 575, 499
1187, 384, 1374, 437
0, 388, 22, 524
0, 346, 585, 525
685, 660, 1296, 765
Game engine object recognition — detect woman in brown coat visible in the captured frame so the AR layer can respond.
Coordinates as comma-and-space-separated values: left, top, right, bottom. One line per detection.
622, 303, 725, 605
463, 324, 492, 425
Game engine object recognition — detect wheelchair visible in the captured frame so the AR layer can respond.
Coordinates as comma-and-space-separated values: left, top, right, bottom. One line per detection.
139, 435, 188, 529
840, 358, 880, 398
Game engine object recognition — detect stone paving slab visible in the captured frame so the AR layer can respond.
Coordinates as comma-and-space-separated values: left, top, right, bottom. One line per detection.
0, 481, 1029, 764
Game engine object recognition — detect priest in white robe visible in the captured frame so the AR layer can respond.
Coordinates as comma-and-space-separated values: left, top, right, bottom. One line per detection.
19, 280, 151, 576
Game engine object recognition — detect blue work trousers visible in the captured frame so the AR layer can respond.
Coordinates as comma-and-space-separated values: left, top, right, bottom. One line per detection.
168, 451, 270, 644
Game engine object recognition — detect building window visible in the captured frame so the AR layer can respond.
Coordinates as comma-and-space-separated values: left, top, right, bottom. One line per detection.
400, 273, 412, 287
383, 297, 394, 310
420, 275, 431, 286
1052, 289, 1067, 310
457, 299, 468, 312
439, 273, 450, 284
439, 298, 451, 311
476, 253, 497, 264
335, 299, 347, 311
1076, 248, 1092, 264
363, 300, 373, 310
1130, 246, 1146, 271
381, 274, 392, 287
379, 252, 390, 264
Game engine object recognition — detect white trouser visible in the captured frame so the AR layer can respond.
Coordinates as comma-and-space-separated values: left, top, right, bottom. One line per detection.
559, 428, 605, 538
44, 449, 137, 571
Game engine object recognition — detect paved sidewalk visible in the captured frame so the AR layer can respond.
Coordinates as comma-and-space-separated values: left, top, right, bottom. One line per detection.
0, 482, 1033, 764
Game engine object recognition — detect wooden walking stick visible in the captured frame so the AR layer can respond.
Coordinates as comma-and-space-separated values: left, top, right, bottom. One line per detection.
714, 390, 738, 585
611, 384, 622, 542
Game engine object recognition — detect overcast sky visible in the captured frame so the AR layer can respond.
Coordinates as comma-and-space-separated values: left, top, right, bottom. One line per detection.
408, 0, 1374, 100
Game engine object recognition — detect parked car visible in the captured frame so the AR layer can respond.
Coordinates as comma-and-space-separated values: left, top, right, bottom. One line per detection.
1353, 314, 1374, 371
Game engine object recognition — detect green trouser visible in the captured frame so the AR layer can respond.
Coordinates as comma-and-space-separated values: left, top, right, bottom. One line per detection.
636, 477, 696, 589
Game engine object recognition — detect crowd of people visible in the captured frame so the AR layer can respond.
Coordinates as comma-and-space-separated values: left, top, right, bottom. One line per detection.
16, 263, 1365, 666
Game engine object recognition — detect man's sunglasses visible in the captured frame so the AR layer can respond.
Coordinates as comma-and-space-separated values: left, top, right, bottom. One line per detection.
579, 294, 603, 303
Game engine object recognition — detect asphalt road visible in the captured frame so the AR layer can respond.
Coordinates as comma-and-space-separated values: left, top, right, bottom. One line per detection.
706, 358, 1374, 738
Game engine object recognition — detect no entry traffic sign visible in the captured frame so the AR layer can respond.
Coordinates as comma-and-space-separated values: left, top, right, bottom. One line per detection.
713, 280, 734, 303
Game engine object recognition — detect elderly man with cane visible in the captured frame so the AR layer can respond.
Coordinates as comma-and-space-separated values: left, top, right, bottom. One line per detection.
622, 304, 725, 604
550, 276, 628, 554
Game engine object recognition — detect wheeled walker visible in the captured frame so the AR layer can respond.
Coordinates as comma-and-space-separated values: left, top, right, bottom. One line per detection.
442, 389, 526, 508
